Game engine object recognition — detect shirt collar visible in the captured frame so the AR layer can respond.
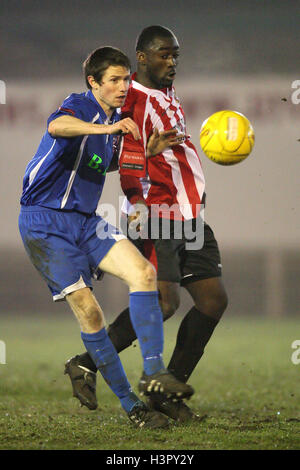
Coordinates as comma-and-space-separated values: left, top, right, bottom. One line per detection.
86, 89, 118, 122
131, 72, 172, 97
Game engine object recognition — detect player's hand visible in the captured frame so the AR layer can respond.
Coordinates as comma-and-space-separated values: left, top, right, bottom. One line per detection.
108, 118, 141, 141
146, 128, 186, 157
128, 200, 149, 234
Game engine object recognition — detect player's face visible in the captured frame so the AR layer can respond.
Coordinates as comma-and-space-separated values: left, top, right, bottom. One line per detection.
93, 65, 131, 114
142, 36, 179, 89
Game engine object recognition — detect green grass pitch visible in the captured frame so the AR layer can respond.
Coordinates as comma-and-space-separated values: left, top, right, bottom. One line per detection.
0, 314, 299, 450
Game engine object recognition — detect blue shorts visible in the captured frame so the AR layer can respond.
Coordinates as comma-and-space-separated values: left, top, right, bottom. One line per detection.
19, 205, 126, 301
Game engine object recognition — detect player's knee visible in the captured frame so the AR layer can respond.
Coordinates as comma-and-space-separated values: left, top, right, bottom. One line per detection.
221, 291, 229, 312
134, 260, 157, 290
68, 289, 104, 330
213, 290, 228, 318
161, 297, 180, 320
161, 302, 177, 320
143, 261, 157, 289
195, 289, 228, 320
83, 304, 104, 330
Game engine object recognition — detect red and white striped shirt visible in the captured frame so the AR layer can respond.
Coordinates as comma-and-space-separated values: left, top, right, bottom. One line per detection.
119, 74, 205, 220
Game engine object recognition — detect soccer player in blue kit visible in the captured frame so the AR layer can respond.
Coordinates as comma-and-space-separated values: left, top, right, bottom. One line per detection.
18, 46, 193, 429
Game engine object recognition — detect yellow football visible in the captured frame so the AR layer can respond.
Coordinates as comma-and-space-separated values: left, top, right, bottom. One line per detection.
200, 110, 255, 165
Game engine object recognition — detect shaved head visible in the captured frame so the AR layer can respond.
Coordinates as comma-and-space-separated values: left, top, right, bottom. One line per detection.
136, 25, 178, 52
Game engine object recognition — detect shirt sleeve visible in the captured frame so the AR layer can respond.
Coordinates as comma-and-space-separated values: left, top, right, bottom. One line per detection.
47, 94, 88, 126
119, 132, 146, 173
119, 133, 147, 204
120, 173, 146, 206
119, 89, 153, 205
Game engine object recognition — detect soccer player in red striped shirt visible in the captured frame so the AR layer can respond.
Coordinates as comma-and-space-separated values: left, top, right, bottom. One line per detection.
65, 26, 228, 422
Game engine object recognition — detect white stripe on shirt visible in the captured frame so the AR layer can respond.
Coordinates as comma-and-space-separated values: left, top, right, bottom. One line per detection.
28, 140, 56, 186
61, 112, 99, 209
147, 97, 194, 218
162, 148, 194, 219
182, 142, 205, 201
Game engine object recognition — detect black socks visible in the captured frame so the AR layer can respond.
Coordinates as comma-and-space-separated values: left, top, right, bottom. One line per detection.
167, 307, 219, 383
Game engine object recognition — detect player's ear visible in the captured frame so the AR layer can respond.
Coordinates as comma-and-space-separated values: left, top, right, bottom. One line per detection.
87, 75, 99, 90
136, 51, 147, 65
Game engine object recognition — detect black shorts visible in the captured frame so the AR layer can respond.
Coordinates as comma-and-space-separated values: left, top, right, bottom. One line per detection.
127, 218, 222, 286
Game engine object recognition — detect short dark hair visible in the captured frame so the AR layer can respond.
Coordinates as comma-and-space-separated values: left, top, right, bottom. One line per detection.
136, 25, 176, 52
83, 47, 131, 89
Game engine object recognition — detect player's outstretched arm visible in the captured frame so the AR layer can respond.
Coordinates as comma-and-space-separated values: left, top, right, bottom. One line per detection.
48, 115, 141, 140
48, 115, 110, 138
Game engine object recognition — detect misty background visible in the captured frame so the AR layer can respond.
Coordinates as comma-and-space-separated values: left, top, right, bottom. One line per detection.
1, 0, 299, 321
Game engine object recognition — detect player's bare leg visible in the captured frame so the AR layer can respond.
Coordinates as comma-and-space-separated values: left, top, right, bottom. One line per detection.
98, 238, 156, 291
64, 288, 103, 409
66, 288, 105, 333
185, 277, 228, 322
157, 281, 180, 321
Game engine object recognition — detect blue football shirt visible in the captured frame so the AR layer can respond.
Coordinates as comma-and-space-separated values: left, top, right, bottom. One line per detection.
20, 90, 121, 214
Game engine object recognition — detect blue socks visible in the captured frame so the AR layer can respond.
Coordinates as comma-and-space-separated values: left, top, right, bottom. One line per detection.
81, 328, 139, 413
129, 291, 165, 375
81, 291, 165, 412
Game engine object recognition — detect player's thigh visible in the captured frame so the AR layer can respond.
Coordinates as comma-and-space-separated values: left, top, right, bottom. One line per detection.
98, 238, 157, 291
81, 214, 155, 289
148, 239, 182, 317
